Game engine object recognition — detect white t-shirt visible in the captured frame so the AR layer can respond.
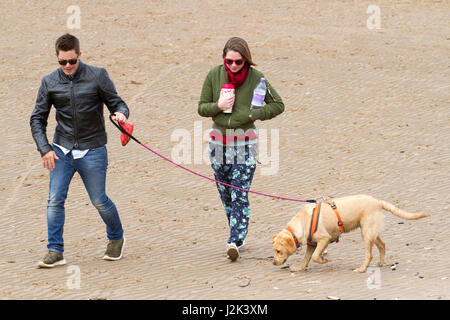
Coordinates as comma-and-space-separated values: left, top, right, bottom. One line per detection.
54, 143, 89, 159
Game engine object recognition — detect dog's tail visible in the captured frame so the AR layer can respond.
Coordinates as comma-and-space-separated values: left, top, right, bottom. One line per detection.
380, 200, 429, 220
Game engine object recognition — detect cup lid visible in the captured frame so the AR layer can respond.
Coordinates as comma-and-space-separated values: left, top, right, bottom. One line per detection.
222, 84, 235, 89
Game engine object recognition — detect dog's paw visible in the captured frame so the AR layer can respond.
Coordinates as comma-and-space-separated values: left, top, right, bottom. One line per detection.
353, 267, 367, 273
312, 258, 329, 264
289, 265, 307, 272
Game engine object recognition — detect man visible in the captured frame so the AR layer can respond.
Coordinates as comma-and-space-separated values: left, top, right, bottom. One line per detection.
30, 34, 128, 268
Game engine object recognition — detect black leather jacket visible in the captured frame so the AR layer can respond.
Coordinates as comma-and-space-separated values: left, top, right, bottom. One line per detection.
30, 60, 129, 156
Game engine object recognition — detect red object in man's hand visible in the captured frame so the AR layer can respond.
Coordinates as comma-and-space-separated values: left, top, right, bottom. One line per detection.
120, 122, 134, 146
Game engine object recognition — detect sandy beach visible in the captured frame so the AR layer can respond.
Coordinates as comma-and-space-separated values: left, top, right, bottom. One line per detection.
0, 0, 448, 300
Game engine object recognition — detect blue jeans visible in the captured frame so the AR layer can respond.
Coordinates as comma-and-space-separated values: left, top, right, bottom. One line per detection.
46, 145, 123, 253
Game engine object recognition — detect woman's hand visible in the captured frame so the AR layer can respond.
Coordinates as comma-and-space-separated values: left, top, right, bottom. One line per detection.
217, 92, 235, 112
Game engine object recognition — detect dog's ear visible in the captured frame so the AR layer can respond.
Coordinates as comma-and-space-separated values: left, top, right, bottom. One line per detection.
285, 236, 297, 253
271, 234, 277, 244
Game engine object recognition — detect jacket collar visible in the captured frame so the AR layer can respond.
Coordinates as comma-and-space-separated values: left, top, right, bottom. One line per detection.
57, 60, 85, 82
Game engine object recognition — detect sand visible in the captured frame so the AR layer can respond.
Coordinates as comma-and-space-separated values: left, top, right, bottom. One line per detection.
0, 0, 448, 300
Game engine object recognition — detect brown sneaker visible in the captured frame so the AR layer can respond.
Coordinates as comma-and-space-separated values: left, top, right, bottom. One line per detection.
226, 243, 239, 262
38, 251, 66, 268
103, 237, 126, 261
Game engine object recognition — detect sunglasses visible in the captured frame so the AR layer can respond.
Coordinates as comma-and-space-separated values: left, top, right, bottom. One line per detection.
58, 58, 78, 66
225, 58, 244, 66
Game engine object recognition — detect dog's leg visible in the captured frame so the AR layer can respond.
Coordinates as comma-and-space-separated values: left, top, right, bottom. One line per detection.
355, 236, 375, 273
374, 236, 385, 267
311, 239, 330, 264
290, 245, 314, 272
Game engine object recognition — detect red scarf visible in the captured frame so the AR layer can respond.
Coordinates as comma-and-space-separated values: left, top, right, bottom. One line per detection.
224, 61, 249, 88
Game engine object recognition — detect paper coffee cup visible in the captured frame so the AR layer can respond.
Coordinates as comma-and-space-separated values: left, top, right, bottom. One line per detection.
221, 84, 235, 113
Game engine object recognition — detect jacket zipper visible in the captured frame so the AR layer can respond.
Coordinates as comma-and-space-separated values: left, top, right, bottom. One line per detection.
267, 87, 275, 101
70, 80, 79, 148
227, 83, 232, 129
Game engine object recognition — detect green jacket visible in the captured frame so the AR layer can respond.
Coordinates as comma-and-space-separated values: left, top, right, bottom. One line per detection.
198, 65, 285, 134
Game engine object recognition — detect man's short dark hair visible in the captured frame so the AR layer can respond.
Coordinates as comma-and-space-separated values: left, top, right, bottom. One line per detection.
55, 33, 80, 55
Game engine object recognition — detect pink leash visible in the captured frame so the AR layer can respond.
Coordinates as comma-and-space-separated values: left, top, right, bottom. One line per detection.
109, 115, 316, 203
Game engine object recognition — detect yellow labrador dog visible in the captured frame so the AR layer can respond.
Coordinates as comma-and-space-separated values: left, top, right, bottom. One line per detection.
271, 194, 428, 273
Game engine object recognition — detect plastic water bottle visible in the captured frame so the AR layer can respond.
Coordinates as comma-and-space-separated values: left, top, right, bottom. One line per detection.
250, 78, 266, 110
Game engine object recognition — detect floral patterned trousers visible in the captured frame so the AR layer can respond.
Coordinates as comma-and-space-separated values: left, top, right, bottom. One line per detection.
210, 143, 257, 246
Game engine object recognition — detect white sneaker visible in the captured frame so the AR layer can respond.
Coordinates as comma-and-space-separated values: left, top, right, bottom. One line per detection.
226, 243, 239, 262
237, 240, 246, 251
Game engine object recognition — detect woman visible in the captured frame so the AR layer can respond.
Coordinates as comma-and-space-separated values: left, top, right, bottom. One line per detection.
198, 37, 285, 261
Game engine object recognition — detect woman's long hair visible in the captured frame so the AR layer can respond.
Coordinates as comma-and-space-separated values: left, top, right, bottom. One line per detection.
222, 37, 256, 66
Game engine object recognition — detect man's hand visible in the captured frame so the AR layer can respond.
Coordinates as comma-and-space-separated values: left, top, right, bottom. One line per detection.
112, 112, 127, 124
42, 151, 59, 171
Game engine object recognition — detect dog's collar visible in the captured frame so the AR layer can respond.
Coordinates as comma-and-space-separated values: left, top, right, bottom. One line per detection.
285, 226, 301, 249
